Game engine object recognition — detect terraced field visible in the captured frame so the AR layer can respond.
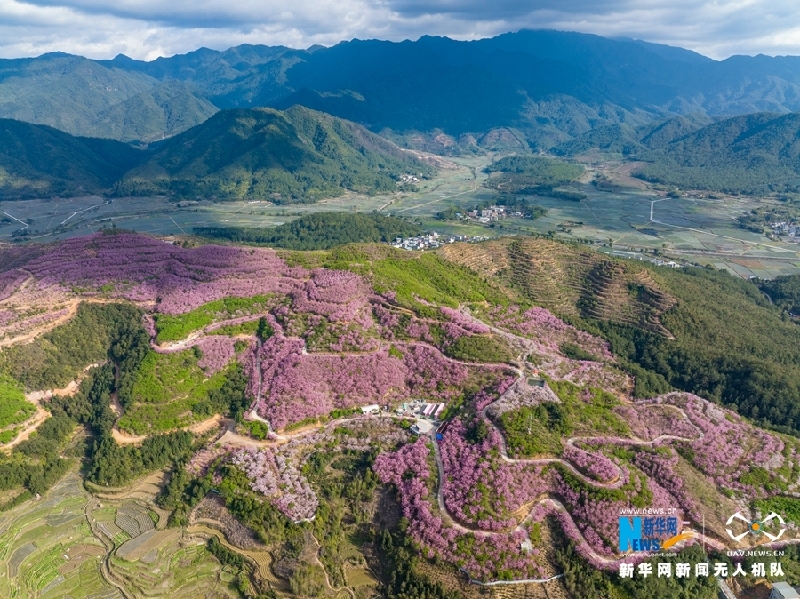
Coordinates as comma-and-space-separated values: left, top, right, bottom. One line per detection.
0, 473, 117, 599
110, 533, 235, 598
439, 237, 676, 335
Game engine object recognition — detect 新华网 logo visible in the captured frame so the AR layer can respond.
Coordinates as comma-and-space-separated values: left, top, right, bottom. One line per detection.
619, 516, 683, 552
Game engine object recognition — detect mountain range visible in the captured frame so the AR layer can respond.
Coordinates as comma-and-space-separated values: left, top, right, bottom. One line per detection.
5, 30, 800, 148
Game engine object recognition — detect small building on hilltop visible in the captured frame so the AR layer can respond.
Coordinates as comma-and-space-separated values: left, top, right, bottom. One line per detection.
771, 582, 800, 599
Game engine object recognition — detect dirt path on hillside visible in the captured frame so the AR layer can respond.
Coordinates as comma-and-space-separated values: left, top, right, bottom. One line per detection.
112, 413, 225, 445
0, 293, 126, 349
0, 297, 80, 348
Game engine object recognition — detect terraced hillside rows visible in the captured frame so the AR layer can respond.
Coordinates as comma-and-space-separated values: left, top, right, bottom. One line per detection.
439, 238, 676, 335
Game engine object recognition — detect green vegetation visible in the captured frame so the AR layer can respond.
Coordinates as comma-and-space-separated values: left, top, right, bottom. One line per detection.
447, 237, 800, 436
91, 430, 196, 487
195, 211, 422, 250
240, 420, 270, 440
0, 375, 34, 428
256, 316, 274, 342
754, 496, 800, 523
0, 118, 146, 199
0, 409, 75, 502
633, 113, 800, 193
489, 155, 583, 182
214, 320, 260, 337
597, 266, 800, 434
218, 464, 294, 545
560, 342, 600, 362
485, 155, 583, 195
316, 247, 510, 318
63, 362, 198, 487
119, 350, 233, 434
736, 203, 800, 235
0, 104, 433, 202
154, 295, 272, 341
497, 380, 628, 457
160, 470, 215, 527
760, 274, 800, 314
499, 402, 570, 456
443, 335, 513, 363
302, 448, 381, 589
116, 106, 434, 201
376, 527, 458, 599
0, 302, 143, 391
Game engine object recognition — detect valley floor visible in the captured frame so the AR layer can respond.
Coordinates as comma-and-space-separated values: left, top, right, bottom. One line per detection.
3, 154, 799, 278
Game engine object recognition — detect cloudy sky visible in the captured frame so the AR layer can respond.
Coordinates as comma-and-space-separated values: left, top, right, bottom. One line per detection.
1, 0, 799, 60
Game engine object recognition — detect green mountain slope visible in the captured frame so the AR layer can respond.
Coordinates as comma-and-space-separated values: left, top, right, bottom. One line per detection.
83, 81, 219, 142
635, 112, 800, 191
552, 114, 715, 156
440, 237, 800, 434
0, 54, 216, 142
116, 106, 433, 201
0, 119, 146, 199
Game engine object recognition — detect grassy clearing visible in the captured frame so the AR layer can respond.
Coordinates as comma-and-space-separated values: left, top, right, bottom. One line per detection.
443, 335, 514, 363
754, 496, 800, 522
0, 375, 34, 429
118, 350, 231, 434
498, 379, 629, 457
154, 295, 272, 342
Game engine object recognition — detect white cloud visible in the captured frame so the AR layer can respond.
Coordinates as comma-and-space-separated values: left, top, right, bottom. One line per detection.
0, 0, 799, 59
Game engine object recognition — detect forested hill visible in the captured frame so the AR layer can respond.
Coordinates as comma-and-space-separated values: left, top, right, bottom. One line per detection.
0, 53, 218, 142
0, 119, 147, 199
194, 212, 422, 249
554, 112, 800, 192
634, 112, 800, 192
5, 30, 800, 149
0, 107, 431, 201
116, 106, 433, 201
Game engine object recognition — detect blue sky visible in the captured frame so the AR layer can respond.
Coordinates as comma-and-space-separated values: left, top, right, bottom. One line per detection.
1, 0, 799, 60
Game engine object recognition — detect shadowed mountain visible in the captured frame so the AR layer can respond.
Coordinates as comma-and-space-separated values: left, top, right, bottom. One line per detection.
0, 119, 146, 199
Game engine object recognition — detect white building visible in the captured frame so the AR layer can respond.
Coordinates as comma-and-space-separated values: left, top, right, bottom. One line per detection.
411, 419, 434, 435
360, 404, 380, 415
771, 582, 800, 599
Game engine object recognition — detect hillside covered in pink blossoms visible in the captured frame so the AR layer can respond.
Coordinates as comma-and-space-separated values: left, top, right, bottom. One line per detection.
1, 230, 799, 590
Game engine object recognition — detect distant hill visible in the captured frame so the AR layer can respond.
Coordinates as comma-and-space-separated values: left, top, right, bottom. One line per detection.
0, 119, 146, 199
116, 105, 433, 201
6, 31, 800, 147
552, 114, 716, 156
634, 112, 800, 192
0, 54, 217, 142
